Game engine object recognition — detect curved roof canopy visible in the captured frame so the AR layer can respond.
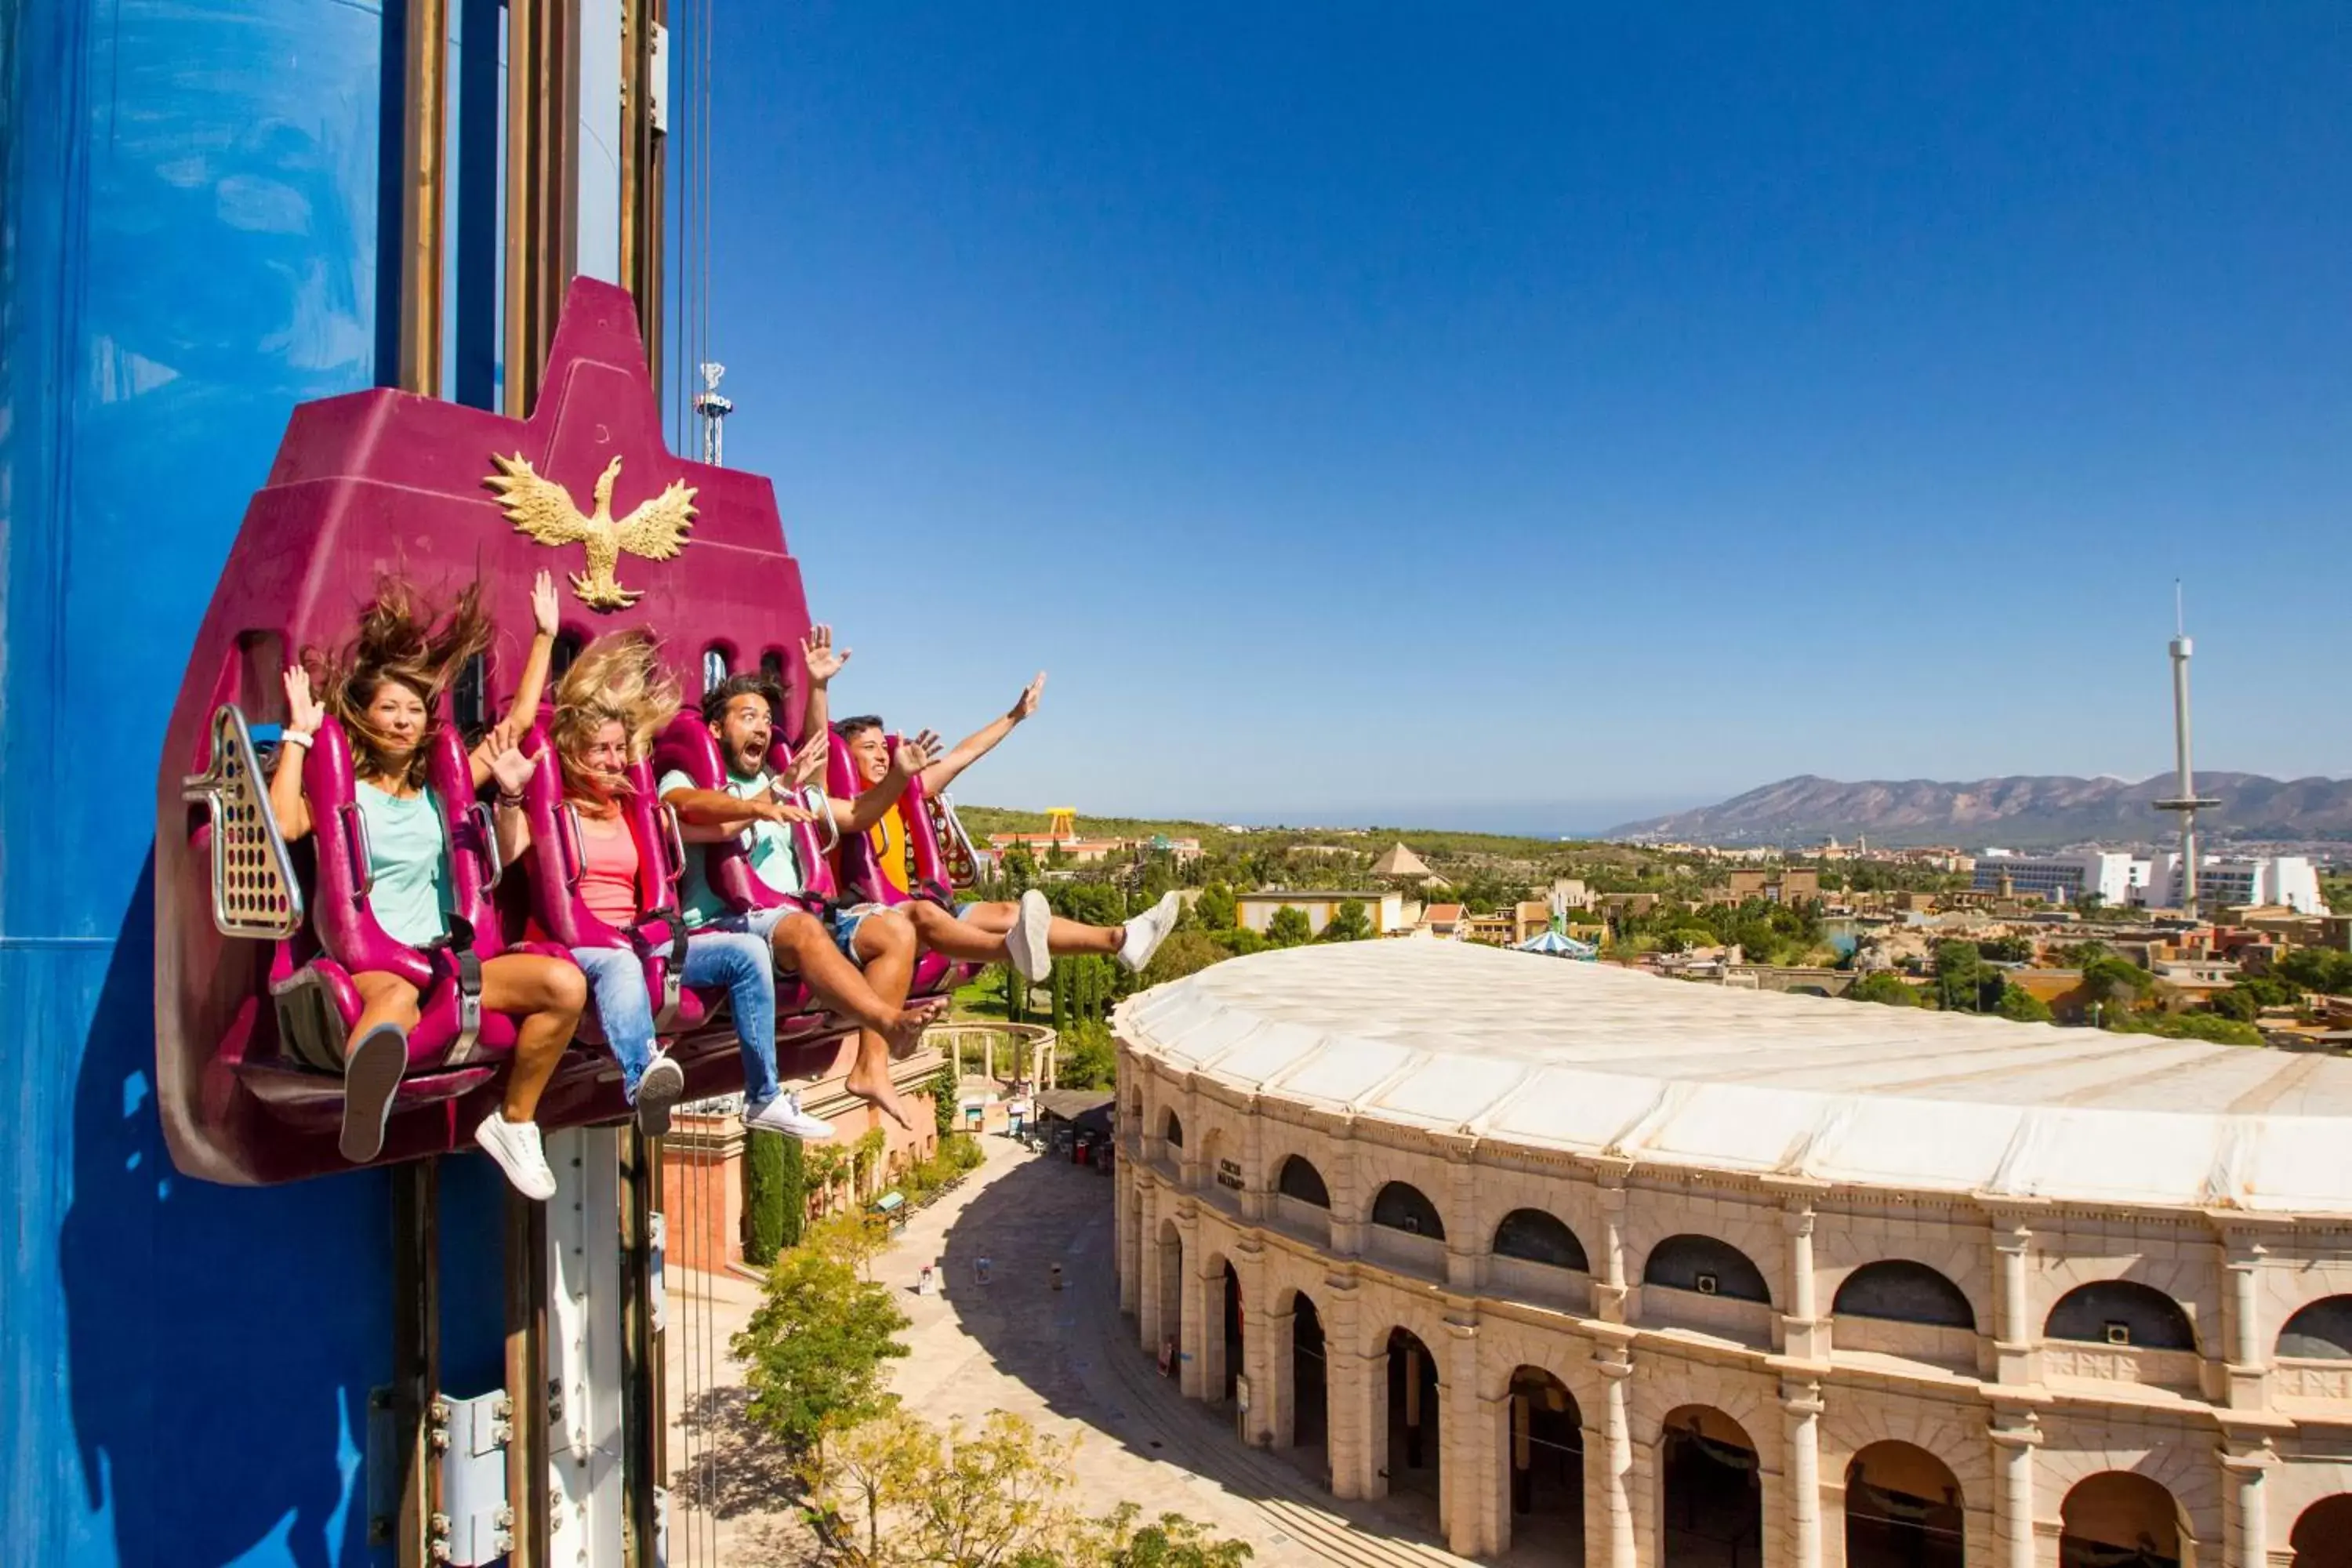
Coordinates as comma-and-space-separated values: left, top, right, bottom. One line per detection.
1116, 942, 2352, 1215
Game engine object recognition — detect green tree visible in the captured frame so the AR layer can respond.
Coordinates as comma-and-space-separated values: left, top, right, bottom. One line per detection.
1847, 972, 1925, 1007
2278, 946, 2352, 996
1141, 929, 1229, 986
734, 1225, 910, 1455
1979, 935, 2034, 964
1193, 884, 1236, 932
1058, 1018, 1119, 1090
1212, 926, 1269, 958
1319, 900, 1373, 943
743, 1130, 805, 1264
1082, 1504, 1257, 1568
1993, 984, 2054, 1023
931, 1059, 958, 1144
1933, 941, 1988, 1012
2081, 953, 2157, 1013
1265, 906, 1314, 948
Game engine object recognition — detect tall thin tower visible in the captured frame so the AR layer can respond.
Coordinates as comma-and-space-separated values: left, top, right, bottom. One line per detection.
2154, 583, 2219, 909
692, 361, 732, 466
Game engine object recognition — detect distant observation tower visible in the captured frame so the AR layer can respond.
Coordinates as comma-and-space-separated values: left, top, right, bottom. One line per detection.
692, 361, 732, 466
2153, 584, 2219, 909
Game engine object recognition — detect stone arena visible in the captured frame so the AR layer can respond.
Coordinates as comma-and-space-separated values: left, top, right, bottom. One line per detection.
1111, 942, 2352, 1568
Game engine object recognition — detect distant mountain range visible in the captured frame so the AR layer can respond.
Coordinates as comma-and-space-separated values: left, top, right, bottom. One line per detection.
1605, 773, 2352, 849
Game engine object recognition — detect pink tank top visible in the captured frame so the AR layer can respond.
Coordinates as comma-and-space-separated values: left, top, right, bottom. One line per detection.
575, 816, 642, 927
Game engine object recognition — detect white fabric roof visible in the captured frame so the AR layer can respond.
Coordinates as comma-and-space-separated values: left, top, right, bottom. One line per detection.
1116, 942, 2352, 1215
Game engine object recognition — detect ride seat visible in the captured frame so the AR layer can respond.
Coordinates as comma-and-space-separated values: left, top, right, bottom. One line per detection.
183, 705, 532, 1122
824, 729, 982, 989
510, 728, 716, 1040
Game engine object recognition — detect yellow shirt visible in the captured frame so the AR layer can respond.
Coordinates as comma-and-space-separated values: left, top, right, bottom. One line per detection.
866, 808, 913, 895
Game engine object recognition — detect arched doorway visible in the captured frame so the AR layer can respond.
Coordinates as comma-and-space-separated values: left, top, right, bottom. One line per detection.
2060, 1472, 2187, 1568
1661, 1405, 1762, 1567
1384, 1327, 1443, 1519
1506, 1367, 1584, 1553
1154, 1219, 1183, 1377
1221, 1261, 1243, 1403
1846, 1440, 1964, 1568
1289, 1292, 1327, 1455
2292, 1494, 2352, 1568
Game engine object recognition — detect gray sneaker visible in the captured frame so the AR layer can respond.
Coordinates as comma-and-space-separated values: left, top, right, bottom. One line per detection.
632, 1054, 686, 1136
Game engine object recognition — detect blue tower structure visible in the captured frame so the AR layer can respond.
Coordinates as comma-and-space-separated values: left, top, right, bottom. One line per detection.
4, 1, 684, 1561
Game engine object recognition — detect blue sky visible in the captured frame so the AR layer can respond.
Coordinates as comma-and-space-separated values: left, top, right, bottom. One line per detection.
695, 3, 2350, 832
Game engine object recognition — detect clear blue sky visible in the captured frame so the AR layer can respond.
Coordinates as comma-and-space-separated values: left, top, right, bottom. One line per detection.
697, 3, 2351, 833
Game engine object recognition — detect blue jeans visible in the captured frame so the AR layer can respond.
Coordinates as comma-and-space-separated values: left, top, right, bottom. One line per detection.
572, 933, 779, 1111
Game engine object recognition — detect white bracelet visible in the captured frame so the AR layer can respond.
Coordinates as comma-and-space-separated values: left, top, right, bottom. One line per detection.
281, 729, 316, 750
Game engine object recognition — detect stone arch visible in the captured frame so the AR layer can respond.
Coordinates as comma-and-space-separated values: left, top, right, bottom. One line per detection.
1377, 1324, 1444, 1517
2046, 1279, 2197, 1352
1276, 1153, 1331, 1207
1846, 1440, 1964, 1568
2292, 1495, 2352, 1568
1834, 1259, 1976, 1330
1502, 1365, 1584, 1547
1196, 1123, 1229, 1192
1154, 1218, 1184, 1369
2061, 1471, 2188, 1567
1494, 1208, 1590, 1272
1162, 1107, 1185, 1150
2281, 1296, 2352, 1360
2034, 1427, 2220, 1554
1643, 1232, 1771, 1304
1657, 1403, 1763, 1566
1370, 1180, 1446, 1240
1280, 1284, 1329, 1457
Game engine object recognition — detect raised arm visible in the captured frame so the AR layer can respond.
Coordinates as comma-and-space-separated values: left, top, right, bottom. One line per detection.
659, 782, 812, 844
267, 666, 324, 843
482, 724, 538, 865
472, 571, 561, 789
917, 673, 1043, 795
833, 730, 939, 833
797, 622, 849, 750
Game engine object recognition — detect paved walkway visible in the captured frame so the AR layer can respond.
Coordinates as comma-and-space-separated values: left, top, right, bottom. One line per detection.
659, 1134, 1496, 1565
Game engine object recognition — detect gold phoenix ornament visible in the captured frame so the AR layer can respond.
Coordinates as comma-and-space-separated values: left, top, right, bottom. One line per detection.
485, 452, 697, 610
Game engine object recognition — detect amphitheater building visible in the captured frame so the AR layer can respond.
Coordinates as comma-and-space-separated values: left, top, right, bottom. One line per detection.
1110, 942, 2352, 1568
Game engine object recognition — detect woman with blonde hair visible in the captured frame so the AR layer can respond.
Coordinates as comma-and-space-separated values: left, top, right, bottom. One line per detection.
524, 631, 869, 1138
269, 571, 587, 1199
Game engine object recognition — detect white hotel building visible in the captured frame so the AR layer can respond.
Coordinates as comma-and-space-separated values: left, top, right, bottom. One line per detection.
1114, 942, 2352, 1568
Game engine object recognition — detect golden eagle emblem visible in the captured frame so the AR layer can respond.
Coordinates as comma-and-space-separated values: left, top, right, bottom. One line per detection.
484, 452, 696, 610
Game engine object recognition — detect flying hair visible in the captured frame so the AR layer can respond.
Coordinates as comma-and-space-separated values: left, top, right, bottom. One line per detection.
307, 573, 492, 789
551, 630, 682, 798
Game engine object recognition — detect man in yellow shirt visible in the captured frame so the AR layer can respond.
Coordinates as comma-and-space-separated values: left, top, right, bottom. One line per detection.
832, 671, 1180, 977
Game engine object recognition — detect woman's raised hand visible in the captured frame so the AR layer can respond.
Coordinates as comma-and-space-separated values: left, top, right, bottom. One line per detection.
530, 570, 561, 639
486, 722, 536, 798
283, 666, 325, 734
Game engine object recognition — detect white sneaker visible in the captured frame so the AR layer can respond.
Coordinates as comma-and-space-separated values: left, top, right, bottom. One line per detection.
474, 1112, 557, 1200
1006, 889, 1053, 983
746, 1091, 833, 1140
633, 1054, 686, 1136
1118, 891, 1184, 973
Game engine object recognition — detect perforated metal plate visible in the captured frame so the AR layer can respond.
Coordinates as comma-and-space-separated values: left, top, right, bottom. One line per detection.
183, 704, 305, 939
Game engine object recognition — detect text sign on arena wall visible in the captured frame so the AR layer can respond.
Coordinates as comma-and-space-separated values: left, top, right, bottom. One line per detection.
1218, 1159, 1244, 1191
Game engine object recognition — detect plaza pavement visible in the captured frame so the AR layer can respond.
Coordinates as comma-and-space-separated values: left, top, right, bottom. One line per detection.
660, 1131, 1493, 1566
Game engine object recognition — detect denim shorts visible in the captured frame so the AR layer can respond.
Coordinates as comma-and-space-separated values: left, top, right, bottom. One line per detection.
829, 902, 892, 964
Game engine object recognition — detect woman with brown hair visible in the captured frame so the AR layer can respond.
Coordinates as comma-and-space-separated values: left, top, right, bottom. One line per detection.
268, 571, 586, 1199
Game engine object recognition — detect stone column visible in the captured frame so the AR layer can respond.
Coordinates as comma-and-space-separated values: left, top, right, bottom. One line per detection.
2221, 1441, 2273, 1568
1177, 1206, 1207, 1399
1595, 1167, 1631, 1325
1782, 1206, 1828, 1361
1326, 1281, 1374, 1499
1137, 1174, 1163, 1354
1441, 1316, 1492, 1555
1989, 1411, 2042, 1568
1117, 1162, 1140, 1314
1240, 1105, 1269, 1222
1780, 1377, 1825, 1568
1446, 1156, 1481, 1292
1592, 1343, 1639, 1568
1236, 1242, 1272, 1444
1991, 1218, 2036, 1384
2220, 1232, 2270, 1410
1328, 1123, 1364, 1258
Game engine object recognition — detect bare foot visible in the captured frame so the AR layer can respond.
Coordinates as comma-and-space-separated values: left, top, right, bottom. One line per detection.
845, 1053, 913, 1131
884, 997, 948, 1059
